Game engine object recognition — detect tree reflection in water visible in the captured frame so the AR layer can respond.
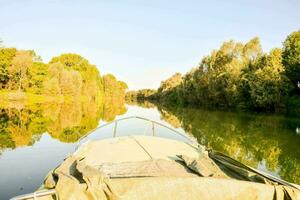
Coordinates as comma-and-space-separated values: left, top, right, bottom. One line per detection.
127, 100, 300, 184
0, 98, 127, 150
1, 99, 300, 184
154, 103, 300, 184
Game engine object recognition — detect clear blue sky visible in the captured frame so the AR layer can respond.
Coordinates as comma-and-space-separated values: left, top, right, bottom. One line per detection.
1, 0, 299, 89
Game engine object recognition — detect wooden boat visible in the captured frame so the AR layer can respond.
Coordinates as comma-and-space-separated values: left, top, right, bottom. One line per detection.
11, 116, 300, 200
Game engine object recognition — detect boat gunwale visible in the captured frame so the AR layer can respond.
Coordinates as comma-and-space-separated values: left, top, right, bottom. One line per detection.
75, 116, 198, 150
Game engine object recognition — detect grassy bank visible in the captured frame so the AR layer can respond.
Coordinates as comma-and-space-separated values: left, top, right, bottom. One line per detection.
0, 90, 69, 105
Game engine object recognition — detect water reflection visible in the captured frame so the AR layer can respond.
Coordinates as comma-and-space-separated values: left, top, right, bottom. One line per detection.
1, 100, 300, 199
154, 103, 300, 184
0, 98, 127, 152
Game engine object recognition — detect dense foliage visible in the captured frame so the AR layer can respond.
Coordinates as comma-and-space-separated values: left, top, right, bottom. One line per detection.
0, 44, 128, 150
130, 30, 300, 112
0, 46, 129, 151
282, 30, 300, 94
125, 89, 156, 101
0, 46, 127, 103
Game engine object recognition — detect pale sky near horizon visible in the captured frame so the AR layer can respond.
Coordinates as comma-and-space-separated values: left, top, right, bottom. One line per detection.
1, 0, 300, 90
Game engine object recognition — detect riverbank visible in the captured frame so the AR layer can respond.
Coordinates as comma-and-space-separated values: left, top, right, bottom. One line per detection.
126, 90, 300, 117
0, 90, 67, 104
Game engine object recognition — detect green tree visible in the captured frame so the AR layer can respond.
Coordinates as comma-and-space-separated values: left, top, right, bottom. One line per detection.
157, 73, 183, 104
139, 36, 297, 111
125, 89, 156, 100
157, 73, 182, 93
248, 48, 291, 110
50, 53, 104, 101
50, 53, 90, 74
43, 62, 63, 95
103, 74, 127, 99
0, 48, 17, 88
27, 62, 48, 94
8, 50, 33, 91
60, 68, 82, 97
187, 39, 259, 107
282, 29, 300, 93
243, 37, 262, 61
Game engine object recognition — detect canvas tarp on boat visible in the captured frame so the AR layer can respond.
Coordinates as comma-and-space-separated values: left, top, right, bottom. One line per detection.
26, 136, 300, 200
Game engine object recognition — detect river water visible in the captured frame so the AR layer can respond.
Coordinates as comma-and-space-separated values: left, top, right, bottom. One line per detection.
1, 101, 300, 199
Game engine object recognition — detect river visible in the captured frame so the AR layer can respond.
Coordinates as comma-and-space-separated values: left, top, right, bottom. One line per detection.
1, 101, 300, 199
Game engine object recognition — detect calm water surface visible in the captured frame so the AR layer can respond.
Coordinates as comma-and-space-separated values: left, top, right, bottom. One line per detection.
1, 101, 300, 199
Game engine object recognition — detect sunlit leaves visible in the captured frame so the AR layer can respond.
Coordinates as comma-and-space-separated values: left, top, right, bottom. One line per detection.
247, 48, 292, 109
143, 32, 298, 111
9, 51, 33, 91
282, 29, 300, 93
0, 48, 16, 88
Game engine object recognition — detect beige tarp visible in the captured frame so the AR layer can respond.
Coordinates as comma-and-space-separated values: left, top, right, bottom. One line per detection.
27, 136, 300, 200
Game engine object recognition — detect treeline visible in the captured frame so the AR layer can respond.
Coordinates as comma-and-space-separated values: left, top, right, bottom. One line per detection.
127, 29, 300, 112
126, 89, 156, 101
0, 45, 127, 102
